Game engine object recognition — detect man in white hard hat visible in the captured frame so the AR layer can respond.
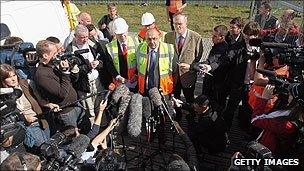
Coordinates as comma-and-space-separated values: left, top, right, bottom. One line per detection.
138, 12, 166, 42
105, 17, 139, 91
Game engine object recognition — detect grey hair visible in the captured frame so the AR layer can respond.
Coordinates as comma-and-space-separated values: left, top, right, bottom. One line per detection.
75, 24, 89, 35
173, 13, 188, 23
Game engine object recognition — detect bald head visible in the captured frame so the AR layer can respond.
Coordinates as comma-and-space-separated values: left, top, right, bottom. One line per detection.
146, 28, 161, 49
78, 12, 92, 25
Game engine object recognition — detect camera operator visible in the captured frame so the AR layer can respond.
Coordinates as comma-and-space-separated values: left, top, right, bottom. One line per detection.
65, 24, 105, 117
0, 64, 50, 149
1, 152, 41, 170
34, 40, 91, 135
222, 20, 261, 131
251, 83, 304, 158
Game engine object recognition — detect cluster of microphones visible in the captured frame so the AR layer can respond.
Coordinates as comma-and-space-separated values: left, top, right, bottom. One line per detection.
104, 83, 177, 141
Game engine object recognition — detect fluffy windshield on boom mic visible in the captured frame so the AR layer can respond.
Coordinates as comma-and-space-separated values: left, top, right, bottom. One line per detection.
65, 134, 90, 158
148, 87, 163, 107
128, 93, 143, 137
142, 97, 152, 120
112, 84, 130, 104
116, 94, 132, 134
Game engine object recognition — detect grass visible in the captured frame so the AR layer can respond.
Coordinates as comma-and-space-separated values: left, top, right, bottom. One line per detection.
77, 3, 303, 37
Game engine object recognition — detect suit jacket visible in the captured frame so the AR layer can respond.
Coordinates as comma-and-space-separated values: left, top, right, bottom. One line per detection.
165, 29, 203, 88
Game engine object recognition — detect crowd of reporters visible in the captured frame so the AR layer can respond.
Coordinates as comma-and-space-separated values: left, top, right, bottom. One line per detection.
1, 1, 304, 170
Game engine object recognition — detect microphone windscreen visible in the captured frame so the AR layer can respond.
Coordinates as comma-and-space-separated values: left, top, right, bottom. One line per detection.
128, 93, 143, 137
112, 84, 129, 103
116, 94, 131, 134
65, 134, 90, 158
142, 97, 152, 119
148, 87, 162, 107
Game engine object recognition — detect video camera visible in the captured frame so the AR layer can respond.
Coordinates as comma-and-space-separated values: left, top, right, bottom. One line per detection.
249, 38, 304, 71
0, 42, 37, 68
40, 132, 90, 171
52, 49, 89, 67
0, 88, 24, 142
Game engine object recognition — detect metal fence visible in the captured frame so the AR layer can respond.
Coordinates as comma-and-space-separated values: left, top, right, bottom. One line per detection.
73, 0, 303, 10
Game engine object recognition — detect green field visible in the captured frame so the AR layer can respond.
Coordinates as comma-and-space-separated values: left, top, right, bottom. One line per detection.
77, 3, 303, 37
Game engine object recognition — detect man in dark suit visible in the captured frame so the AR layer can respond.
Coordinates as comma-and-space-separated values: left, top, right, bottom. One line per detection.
164, 13, 203, 122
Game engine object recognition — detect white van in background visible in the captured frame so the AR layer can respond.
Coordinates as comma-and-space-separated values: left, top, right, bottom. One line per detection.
0, 0, 70, 45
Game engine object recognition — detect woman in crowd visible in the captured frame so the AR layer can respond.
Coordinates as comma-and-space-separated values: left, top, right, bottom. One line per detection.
0, 64, 50, 149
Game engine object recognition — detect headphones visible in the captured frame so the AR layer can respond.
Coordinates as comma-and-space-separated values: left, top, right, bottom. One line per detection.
16, 153, 27, 171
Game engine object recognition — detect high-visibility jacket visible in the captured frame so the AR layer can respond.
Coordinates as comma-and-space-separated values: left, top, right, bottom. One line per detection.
137, 41, 174, 95
106, 36, 139, 81
168, 0, 183, 13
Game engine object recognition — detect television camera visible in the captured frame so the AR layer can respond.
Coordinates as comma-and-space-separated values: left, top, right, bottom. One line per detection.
249, 38, 304, 71
52, 49, 89, 67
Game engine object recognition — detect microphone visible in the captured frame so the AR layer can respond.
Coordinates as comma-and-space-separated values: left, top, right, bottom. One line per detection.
112, 84, 130, 104
106, 84, 129, 110
256, 68, 277, 77
249, 38, 294, 49
104, 83, 116, 101
142, 97, 152, 141
116, 94, 132, 134
65, 134, 90, 158
149, 87, 178, 132
128, 93, 143, 137
0, 88, 14, 95
142, 97, 152, 120
0, 100, 17, 116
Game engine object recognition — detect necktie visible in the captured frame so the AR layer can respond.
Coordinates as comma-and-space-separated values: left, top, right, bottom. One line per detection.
122, 43, 128, 56
148, 49, 156, 89
178, 35, 184, 54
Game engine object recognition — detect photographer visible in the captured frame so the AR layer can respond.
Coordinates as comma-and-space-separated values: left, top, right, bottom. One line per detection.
0, 64, 50, 149
1, 152, 41, 170
34, 40, 91, 134
66, 24, 105, 117
251, 83, 304, 158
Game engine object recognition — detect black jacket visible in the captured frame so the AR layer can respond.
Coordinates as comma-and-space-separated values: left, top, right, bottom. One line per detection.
225, 33, 249, 89
203, 41, 229, 84
66, 40, 116, 94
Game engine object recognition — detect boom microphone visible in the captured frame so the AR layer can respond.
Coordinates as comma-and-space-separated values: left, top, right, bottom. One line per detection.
249, 38, 294, 49
142, 97, 152, 141
65, 134, 90, 158
128, 93, 143, 137
112, 84, 130, 104
142, 97, 152, 120
116, 94, 132, 134
148, 87, 163, 108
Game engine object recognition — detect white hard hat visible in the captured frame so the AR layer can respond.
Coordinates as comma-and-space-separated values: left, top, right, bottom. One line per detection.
112, 17, 129, 34
141, 12, 155, 26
